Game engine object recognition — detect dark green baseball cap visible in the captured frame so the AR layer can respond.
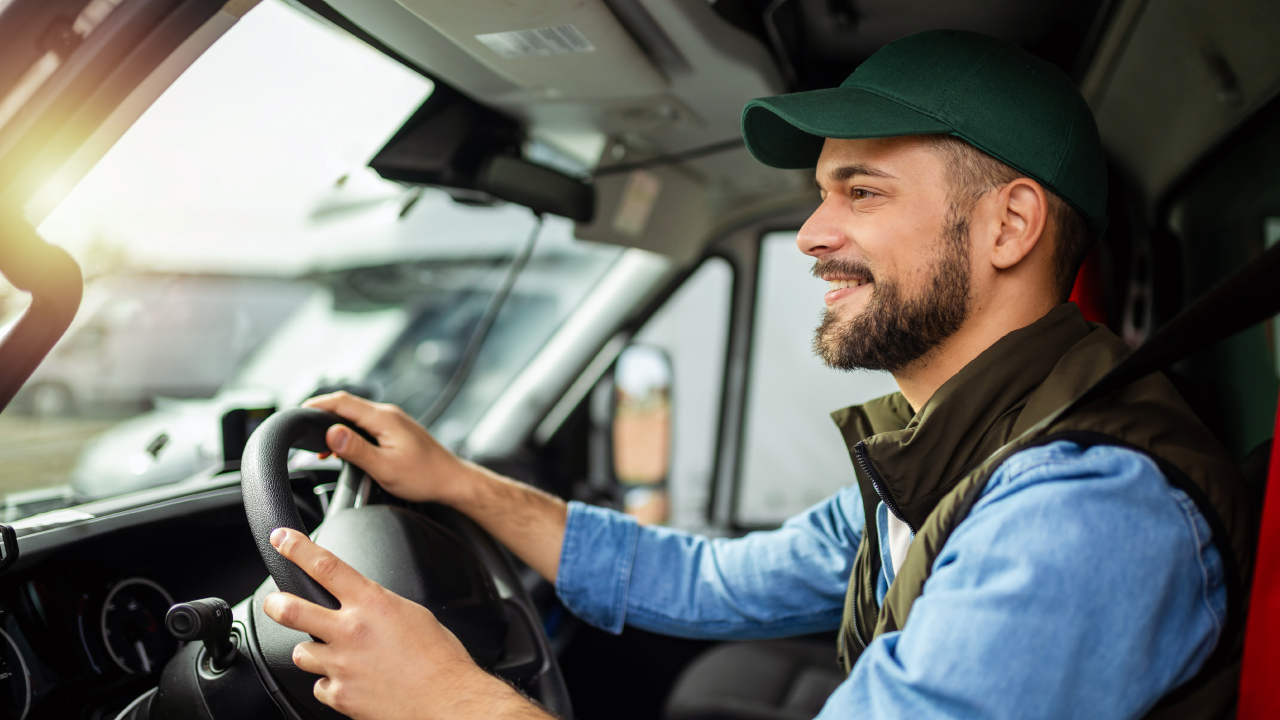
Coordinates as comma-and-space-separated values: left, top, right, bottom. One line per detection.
742, 30, 1107, 238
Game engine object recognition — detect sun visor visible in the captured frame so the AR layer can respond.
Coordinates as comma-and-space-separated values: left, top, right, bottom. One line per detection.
391, 0, 666, 99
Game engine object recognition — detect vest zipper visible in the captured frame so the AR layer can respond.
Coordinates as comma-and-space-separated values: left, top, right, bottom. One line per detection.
854, 441, 917, 534
849, 559, 868, 651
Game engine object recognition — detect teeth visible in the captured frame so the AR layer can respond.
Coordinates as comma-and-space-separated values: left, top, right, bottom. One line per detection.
827, 278, 871, 291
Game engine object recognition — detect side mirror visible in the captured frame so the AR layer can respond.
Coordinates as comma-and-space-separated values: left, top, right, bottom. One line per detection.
611, 345, 672, 524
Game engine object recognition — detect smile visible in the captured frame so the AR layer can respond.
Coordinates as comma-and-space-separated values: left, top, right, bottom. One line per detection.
823, 277, 873, 306
827, 278, 871, 291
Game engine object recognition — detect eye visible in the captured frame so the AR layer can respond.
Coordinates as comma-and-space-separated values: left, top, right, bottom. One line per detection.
851, 188, 878, 200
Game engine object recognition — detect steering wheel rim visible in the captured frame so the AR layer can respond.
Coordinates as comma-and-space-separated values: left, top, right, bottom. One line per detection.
241, 407, 376, 610
144, 407, 576, 720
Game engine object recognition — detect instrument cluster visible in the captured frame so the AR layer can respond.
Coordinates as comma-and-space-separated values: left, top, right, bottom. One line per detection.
0, 570, 180, 719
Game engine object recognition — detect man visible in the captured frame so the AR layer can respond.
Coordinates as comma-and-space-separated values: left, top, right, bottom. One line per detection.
261, 30, 1251, 720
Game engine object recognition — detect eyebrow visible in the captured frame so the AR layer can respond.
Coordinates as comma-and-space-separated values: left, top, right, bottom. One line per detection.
814, 163, 897, 188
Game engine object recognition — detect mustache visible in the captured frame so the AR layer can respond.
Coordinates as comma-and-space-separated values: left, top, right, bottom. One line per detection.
811, 257, 875, 281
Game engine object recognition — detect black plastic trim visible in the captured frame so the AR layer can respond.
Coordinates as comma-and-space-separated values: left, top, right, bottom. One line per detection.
289, 0, 437, 80
0, 524, 17, 574
0, 221, 81, 414
12, 483, 243, 570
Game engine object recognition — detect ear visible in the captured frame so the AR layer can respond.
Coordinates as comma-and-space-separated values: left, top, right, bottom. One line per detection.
988, 178, 1049, 270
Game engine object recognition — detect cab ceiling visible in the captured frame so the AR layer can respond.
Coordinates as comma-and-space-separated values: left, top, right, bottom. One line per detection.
1083, 0, 1280, 210
304, 0, 1121, 260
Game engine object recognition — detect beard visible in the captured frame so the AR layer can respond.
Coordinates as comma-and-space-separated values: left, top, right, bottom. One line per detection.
812, 205, 972, 373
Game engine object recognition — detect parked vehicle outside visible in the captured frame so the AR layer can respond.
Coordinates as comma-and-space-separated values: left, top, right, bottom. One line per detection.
69, 248, 621, 499
16, 272, 309, 416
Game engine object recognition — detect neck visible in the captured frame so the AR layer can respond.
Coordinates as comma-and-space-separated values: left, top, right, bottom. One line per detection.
893, 293, 1060, 412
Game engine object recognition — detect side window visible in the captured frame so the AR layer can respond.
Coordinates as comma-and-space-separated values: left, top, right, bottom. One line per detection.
736, 232, 899, 526
631, 257, 733, 530
1164, 107, 1280, 460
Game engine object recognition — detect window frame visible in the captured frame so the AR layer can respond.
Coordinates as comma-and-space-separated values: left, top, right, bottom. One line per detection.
600, 249, 742, 529
702, 213, 814, 532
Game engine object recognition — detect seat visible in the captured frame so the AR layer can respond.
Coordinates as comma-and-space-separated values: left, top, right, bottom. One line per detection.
1240, 430, 1279, 718
664, 639, 844, 720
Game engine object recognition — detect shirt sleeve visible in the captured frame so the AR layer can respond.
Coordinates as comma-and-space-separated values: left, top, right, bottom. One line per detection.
816, 441, 1227, 720
555, 485, 865, 637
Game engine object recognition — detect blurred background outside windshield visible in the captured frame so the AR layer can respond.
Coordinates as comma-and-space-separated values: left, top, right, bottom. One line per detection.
0, 0, 622, 520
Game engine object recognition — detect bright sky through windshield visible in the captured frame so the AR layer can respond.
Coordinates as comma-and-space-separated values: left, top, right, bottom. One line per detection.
37, 1, 436, 275
0, 0, 624, 524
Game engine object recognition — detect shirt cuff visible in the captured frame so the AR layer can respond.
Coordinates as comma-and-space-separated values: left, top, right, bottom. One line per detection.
555, 501, 640, 634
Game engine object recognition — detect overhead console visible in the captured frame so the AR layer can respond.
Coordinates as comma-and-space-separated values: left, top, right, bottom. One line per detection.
310, 0, 806, 264
391, 0, 668, 100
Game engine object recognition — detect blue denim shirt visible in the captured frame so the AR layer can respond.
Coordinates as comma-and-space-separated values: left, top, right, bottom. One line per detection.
555, 441, 1226, 720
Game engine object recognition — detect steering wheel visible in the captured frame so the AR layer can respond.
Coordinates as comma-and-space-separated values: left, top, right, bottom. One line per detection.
240, 408, 372, 610
135, 408, 572, 720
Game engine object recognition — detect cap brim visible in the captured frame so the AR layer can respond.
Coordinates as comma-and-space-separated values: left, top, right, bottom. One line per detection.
742, 87, 955, 169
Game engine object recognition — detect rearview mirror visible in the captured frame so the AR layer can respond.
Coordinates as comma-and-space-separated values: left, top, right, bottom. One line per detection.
367, 84, 593, 221
479, 155, 594, 223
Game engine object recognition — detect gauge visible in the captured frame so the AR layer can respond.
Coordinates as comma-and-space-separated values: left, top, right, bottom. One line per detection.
100, 578, 177, 675
0, 628, 32, 720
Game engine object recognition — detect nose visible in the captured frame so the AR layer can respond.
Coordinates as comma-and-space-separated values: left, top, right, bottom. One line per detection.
796, 194, 849, 258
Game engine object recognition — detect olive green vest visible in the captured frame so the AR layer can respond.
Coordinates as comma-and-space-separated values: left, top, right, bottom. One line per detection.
833, 304, 1252, 718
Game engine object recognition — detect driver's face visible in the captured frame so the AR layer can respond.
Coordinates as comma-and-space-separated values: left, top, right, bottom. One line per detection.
797, 136, 956, 324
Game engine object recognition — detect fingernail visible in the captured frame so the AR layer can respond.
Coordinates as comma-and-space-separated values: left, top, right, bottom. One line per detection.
270, 528, 287, 548
330, 426, 349, 452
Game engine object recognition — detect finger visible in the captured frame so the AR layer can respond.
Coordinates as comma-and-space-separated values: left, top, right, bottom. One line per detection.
263, 591, 339, 639
313, 675, 344, 712
271, 528, 375, 603
324, 424, 380, 466
303, 391, 382, 427
292, 640, 337, 676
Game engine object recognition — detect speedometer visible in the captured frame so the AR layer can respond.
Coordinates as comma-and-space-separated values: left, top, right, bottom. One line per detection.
100, 578, 177, 675
0, 628, 31, 720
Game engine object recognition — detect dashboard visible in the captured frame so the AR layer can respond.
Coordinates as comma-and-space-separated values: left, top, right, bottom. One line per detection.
0, 570, 180, 719
0, 470, 330, 719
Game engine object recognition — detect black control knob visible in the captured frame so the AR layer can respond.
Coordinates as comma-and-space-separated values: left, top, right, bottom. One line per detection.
166, 598, 237, 671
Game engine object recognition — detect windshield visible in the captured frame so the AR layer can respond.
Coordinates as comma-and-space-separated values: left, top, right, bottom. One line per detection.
0, 0, 621, 518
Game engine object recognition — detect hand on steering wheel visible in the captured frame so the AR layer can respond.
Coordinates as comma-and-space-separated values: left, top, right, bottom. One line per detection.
237, 403, 568, 720
262, 528, 542, 720
302, 392, 476, 506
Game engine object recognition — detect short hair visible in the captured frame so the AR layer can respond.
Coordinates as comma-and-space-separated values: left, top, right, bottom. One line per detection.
922, 135, 1093, 302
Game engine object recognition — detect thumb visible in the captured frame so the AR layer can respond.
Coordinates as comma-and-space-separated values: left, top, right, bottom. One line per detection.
326, 424, 378, 466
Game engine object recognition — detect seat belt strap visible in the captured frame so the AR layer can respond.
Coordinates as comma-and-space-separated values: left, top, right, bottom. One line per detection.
1064, 240, 1280, 417
1239, 394, 1280, 719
